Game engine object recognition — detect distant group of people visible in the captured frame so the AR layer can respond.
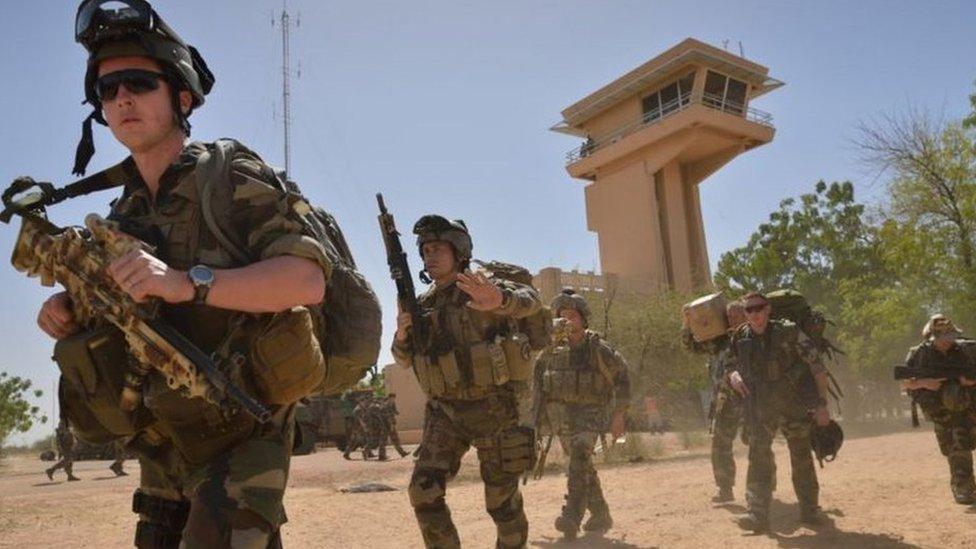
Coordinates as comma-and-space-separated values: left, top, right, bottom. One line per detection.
343, 394, 409, 461
44, 417, 127, 482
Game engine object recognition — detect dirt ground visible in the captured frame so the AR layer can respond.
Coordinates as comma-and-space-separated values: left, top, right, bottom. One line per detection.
1, 425, 972, 548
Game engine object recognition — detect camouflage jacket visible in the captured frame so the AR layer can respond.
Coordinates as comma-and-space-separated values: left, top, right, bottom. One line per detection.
727, 319, 825, 408
905, 339, 976, 418
391, 276, 541, 400
533, 330, 631, 412
107, 141, 331, 462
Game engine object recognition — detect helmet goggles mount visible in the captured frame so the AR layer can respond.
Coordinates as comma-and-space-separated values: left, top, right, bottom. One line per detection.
76, 0, 174, 52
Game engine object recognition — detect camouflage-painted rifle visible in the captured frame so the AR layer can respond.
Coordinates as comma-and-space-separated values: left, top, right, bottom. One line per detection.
9, 212, 270, 423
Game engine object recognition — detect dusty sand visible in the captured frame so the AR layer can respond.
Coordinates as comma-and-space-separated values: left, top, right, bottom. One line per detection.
1, 426, 971, 548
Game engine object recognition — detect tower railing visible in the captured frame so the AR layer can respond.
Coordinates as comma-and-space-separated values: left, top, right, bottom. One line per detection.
566, 92, 773, 163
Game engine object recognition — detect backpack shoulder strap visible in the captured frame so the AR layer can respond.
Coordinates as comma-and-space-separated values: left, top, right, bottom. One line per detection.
198, 139, 251, 265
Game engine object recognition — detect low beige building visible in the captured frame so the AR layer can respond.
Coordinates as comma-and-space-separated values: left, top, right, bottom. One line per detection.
551, 37, 782, 293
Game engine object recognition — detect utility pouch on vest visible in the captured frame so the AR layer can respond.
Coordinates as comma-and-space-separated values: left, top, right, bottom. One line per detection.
53, 326, 150, 442
251, 306, 326, 405
469, 342, 496, 387
497, 425, 537, 475
501, 333, 533, 382
413, 354, 441, 396
436, 350, 462, 389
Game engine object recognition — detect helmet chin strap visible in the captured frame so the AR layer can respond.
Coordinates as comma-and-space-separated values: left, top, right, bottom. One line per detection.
72, 109, 99, 176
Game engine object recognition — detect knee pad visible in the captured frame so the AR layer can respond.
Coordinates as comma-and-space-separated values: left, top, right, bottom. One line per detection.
409, 468, 448, 509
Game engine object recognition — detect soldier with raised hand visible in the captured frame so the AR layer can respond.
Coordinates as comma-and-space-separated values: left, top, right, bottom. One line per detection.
901, 314, 976, 504
33, 1, 331, 546
727, 292, 832, 532
682, 300, 746, 503
45, 418, 81, 482
393, 215, 541, 549
534, 290, 630, 539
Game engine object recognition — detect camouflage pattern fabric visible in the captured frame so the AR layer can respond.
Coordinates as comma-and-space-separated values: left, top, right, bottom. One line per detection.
46, 421, 78, 481
534, 332, 629, 532
101, 141, 329, 546
710, 382, 743, 491
409, 394, 528, 549
728, 320, 824, 521
134, 405, 294, 548
906, 339, 976, 499
681, 329, 743, 491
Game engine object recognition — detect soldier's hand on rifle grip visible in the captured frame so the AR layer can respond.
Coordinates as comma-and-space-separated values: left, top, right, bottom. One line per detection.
394, 305, 413, 344
108, 249, 193, 304
37, 291, 80, 340
729, 371, 749, 397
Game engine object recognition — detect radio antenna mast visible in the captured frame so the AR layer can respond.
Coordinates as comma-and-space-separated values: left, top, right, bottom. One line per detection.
273, 1, 300, 177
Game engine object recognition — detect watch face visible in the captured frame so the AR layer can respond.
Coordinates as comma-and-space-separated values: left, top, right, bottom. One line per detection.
189, 265, 215, 286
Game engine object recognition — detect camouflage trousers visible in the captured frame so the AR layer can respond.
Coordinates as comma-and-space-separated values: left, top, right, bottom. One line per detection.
744, 384, 818, 520
557, 431, 608, 525
409, 393, 529, 549
133, 405, 295, 548
710, 387, 743, 491
931, 414, 976, 494
47, 449, 76, 478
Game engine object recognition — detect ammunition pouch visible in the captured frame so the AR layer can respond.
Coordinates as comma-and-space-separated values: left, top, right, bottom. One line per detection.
251, 306, 326, 405
54, 326, 153, 444
414, 336, 528, 399
541, 368, 609, 406
132, 489, 190, 549
477, 426, 537, 475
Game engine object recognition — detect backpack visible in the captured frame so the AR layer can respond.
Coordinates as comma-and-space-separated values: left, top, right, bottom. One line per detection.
472, 260, 552, 350
200, 139, 382, 396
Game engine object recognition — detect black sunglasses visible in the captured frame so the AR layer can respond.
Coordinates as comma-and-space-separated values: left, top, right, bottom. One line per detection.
95, 69, 168, 101
744, 304, 767, 314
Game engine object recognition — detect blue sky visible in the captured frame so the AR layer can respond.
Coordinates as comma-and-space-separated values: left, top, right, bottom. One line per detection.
1, 0, 974, 443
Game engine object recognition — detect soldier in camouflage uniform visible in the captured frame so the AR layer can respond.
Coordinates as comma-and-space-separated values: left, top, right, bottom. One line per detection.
381, 394, 410, 458
109, 438, 129, 477
343, 396, 376, 460
727, 292, 833, 532
534, 290, 630, 539
681, 300, 746, 503
393, 215, 541, 549
45, 418, 80, 482
35, 2, 331, 546
368, 395, 409, 460
901, 315, 976, 504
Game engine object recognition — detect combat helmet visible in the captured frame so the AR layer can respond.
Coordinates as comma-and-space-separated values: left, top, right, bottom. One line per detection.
551, 289, 590, 327
413, 214, 473, 272
810, 420, 844, 467
72, 0, 215, 175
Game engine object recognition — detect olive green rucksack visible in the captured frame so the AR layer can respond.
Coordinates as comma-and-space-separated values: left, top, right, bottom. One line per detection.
199, 139, 382, 396
472, 260, 553, 351
767, 289, 836, 355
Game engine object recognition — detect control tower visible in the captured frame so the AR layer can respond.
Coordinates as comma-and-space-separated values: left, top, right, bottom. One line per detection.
552, 38, 782, 292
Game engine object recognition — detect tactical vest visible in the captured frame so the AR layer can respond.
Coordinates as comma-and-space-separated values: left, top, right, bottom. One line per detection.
539, 333, 612, 406
107, 143, 322, 464
908, 340, 976, 416
411, 282, 536, 401
732, 321, 795, 383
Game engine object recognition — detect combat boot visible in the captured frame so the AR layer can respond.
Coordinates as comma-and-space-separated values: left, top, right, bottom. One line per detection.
735, 511, 768, 533
44, 468, 54, 481
711, 486, 734, 503
582, 510, 613, 533
951, 481, 976, 505
378, 449, 389, 461
555, 499, 583, 540
398, 448, 409, 458
110, 463, 127, 477
67, 474, 80, 482
799, 506, 824, 525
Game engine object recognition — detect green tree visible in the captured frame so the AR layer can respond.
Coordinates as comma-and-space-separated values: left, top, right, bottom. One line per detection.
0, 371, 46, 450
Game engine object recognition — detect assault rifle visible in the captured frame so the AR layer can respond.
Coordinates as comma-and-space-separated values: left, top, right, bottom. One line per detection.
376, 194, 429, 353
894, 363, 976, 427
3, 198, 270, 423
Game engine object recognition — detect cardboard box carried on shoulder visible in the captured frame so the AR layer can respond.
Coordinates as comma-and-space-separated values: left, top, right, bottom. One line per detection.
683, 292, 728, 343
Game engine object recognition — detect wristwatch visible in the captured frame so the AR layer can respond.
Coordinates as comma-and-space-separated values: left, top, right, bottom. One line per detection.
187, 264, 215, 305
